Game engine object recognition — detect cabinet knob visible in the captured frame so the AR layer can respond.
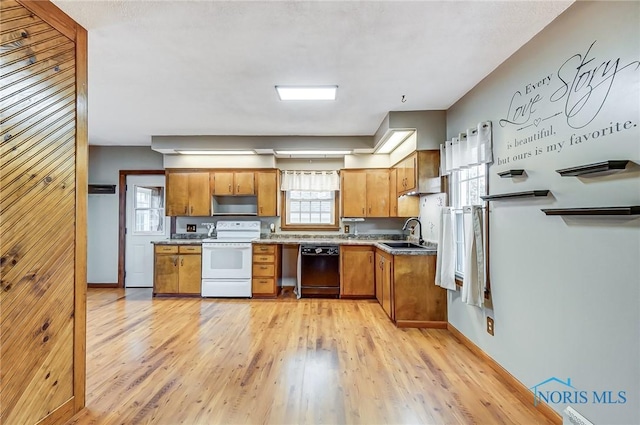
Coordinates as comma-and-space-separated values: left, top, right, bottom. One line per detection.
237, 184, 240, 192
181, 258, 184, 266
362, 207, 365, 214
184, 206, 188, 214
228, 184, 232, 193
190, 206, 193, 214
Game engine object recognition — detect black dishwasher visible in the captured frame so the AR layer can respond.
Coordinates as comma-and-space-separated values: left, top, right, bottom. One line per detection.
300, 245, 340, 298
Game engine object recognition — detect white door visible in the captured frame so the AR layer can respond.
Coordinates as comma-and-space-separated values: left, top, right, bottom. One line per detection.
125, 175, 169, 287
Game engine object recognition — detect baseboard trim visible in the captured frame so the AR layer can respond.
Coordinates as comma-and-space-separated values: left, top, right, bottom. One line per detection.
396, 320, 448, 329
88, 283, 118, 288
447, 324, 562, 425
36, 397, 75, 425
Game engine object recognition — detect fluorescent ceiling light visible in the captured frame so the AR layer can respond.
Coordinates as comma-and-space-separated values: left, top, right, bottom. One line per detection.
275, 86, 338, 101
176, 150, 256, 155
275, 150, 351, 155
376, 130, 414, 154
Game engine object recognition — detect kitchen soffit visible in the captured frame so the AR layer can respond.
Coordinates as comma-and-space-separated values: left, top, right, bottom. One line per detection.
52, 0, 574, 147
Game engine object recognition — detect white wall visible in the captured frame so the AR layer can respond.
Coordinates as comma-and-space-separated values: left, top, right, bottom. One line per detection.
446, 2, 640, 424
88, 146, 164, 283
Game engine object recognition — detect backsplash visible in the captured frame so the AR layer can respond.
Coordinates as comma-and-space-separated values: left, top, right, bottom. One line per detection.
419, 192, 447, 243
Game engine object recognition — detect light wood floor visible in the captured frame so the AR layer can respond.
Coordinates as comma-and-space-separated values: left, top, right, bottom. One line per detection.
67, 288, 553, 425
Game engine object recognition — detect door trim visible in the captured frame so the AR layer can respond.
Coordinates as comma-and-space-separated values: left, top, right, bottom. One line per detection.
118, 170, 165, 288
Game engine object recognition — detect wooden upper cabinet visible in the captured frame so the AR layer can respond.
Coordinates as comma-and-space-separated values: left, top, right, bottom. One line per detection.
341, 169, 390, 218
166, 172, 210, 216
395, 150, 441, 196
213, 172, 234, 195
341, 170, 367, 217
389, 168, 398, 217
235, 172, 255, 195
366, 169, 390, 217
340, 246, 375, 297
257, 171, 278, 216
166, 173, 189, 216
212, 171, 255, 195
188, 172, 210, 216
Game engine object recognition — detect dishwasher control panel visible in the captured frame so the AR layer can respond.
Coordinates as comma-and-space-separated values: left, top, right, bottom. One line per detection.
301, 245, 339, 256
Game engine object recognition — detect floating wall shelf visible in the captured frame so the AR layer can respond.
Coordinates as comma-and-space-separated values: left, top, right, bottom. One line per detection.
498, 169, 525, 178
556, 160, 629, 176
542, 206, 640, 216
88, 184, 116, 194
480, 190, 550, 201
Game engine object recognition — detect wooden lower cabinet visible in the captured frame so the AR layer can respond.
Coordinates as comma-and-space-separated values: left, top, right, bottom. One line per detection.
252, 244, 281, 298
375, 250, 394, 319
154, 245, 202, 295
340, 246, 375, 298
374, 249, 447, 327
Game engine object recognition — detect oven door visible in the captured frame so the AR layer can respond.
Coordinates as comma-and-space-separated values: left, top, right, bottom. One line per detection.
201, 243, 252, 279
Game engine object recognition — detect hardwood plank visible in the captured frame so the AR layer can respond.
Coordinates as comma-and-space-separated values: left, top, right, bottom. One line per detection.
68, 289, 557, 425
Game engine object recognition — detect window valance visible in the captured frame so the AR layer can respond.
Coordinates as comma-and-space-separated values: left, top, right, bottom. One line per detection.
280, 170, 340, 191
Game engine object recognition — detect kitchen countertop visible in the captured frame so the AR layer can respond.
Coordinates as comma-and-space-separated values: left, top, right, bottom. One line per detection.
153, 236, 436, 255
253, 238, 436, 256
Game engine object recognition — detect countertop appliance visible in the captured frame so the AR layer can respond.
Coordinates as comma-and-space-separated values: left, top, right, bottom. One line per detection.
300, 245, 340, 298
201, 221, 261, 297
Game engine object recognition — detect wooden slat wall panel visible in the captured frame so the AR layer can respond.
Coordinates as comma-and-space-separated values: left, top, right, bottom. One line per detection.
0, 1, 85, 423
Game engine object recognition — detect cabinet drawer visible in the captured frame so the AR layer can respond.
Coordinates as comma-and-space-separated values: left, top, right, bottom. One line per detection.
179, 245, 201, 254
253, 245, 276, 254
155, 245, 178, 254
253, 254, 275, 263
252, 278, 275, 294
253, 264, 275, 277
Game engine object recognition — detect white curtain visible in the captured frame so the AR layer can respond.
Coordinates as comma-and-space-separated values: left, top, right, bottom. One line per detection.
442, 121, 493, 175
435, 207, 457, 291
461, 205, 486, 307
280, 170, 339, 191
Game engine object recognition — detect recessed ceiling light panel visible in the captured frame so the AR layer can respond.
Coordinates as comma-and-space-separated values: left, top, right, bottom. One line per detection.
176, 150, 256, 155
376, 130, 414, 154
275, 85, 338, 101
275, 150, 351, 155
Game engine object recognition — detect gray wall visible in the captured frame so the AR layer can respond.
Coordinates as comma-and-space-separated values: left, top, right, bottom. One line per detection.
446, 2, 639, 424
88, 146, 164, 283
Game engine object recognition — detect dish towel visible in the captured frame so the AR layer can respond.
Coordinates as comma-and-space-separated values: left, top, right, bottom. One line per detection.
295, 245, 302, 299
461, 205, 486, 307
435, 207, 457, 290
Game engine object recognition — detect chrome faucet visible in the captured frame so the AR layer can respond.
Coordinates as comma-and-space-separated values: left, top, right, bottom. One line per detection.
402, 217, 424, 245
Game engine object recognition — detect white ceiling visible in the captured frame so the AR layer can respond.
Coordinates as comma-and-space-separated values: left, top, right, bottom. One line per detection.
52, 0, 573, 147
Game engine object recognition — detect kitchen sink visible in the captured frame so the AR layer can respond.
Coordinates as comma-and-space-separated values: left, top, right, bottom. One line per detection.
380, 242, 428, 249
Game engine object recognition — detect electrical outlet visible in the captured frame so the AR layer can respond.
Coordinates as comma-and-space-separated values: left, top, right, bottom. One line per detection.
186, 224, 196, 232
487, 317, 494, 336
344, 225, 350, 233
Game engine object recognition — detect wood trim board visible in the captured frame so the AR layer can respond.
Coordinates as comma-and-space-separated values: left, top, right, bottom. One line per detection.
447, 324, 562, 425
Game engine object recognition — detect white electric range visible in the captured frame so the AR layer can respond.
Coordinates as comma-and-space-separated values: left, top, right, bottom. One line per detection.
201, 221, 261, 297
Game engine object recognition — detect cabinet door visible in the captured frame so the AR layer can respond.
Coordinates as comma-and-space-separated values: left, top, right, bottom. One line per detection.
366, 169, 389, 217
188, 172, 210, 216
234, 172, 255, 195
179, 253, 201, 294
395, 162, 406, 195
166, 173, 189, 216
389, 169, 398, 217
404, 154, 417, 192
341, 170, 366, 217
213, 172, 234, 195
397, 195, 419, 217
257, 171, 277, 216
155, 254, 178, 294
382, 253, 393, 319
340, 246, 375, 297
375, 252, 384, 304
